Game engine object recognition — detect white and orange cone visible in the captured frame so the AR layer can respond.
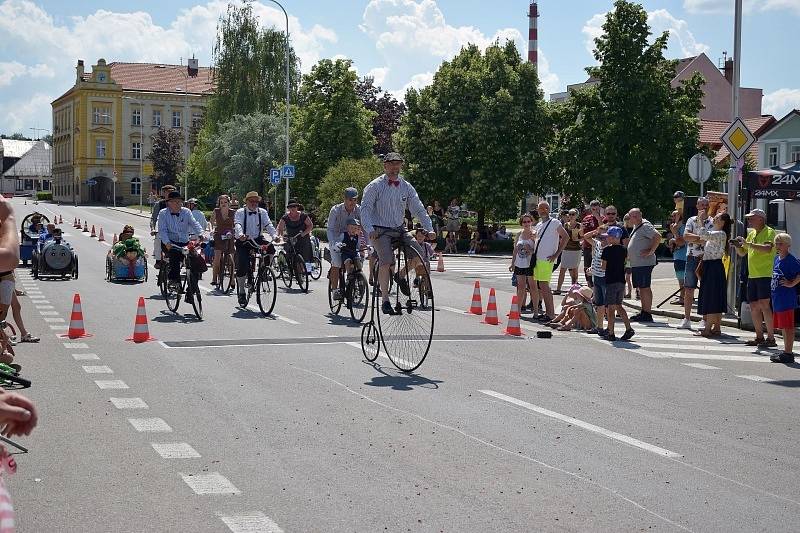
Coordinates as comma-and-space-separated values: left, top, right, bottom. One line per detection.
98, 227, 105, 241
73, 217, 79, 228
504, 295, 523, 336
60, 294, 92, 339
126, 297, 156, 343
436, 254, 445, 272
482, 288, 502, 325
59, 215, 63, 224
112, 233, 118, 244
467, 280, 483, 315
83, 221, 89, 232
90, 225, 96, 238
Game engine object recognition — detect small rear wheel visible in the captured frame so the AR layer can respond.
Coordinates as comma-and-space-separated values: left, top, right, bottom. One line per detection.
328, 273, 343, 315
361, 321, 380, 362
310, 257, 322, 280
348, 272, 369, 323
277, 252, 292, 288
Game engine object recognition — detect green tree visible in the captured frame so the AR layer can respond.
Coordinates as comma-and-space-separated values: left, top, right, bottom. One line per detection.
553, 0, 704, 217
204, 113, 285, 197
396, 40, 550, 226
292, 58, 376, 207
316, 156, 384, 224
148, 127, 185, 189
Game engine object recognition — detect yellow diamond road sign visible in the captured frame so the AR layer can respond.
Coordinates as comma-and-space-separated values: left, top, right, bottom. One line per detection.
721, 117, 755, 160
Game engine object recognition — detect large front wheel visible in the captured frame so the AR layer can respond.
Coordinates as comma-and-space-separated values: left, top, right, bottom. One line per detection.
256, 265, 277, 316
294, 255, 309, 293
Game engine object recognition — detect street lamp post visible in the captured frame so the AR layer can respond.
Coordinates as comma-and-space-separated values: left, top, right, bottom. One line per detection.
266, 0, 291, 208
123, 96, 145, 213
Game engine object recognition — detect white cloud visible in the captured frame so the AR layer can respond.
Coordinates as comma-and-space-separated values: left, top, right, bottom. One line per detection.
0, 61, 53, 88
764, 88, 800, 118
2, 92, 52, 132
390, 71, 434, 101
684, 0, 800, 14
366, 67, 390, 86
582, 9, 709, 61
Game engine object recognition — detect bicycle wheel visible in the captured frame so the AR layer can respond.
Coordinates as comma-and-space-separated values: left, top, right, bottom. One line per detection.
310, 257, 322, 280
376, 245, 434, 373
294, 255, 309, 293
360, 321, 380, 362
277, 252, 293, 288
348, 272, 369, 323
220, 253, 236, 294
256, 265, 277, 316
189, 274, 203, 320
164, 273, 181, 313
327, 275, 343, 315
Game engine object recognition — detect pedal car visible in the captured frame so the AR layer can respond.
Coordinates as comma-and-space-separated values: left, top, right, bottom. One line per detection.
32, 227, 78, 280
106, 237, 148, 282
19, 212, 48, 266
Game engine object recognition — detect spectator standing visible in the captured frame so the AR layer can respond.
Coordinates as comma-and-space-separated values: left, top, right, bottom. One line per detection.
433, 200, 445, 220
588, 232, 608, 334
600, 226, 635, 341
668, 210, 687, 306
626, 208, 661, 322
770, 233, 800, 363
734, 208, 777, 347
622, 213, 634, 298
581, 200, 603, 286
532, 201, 569, 321
445, 199, 461, 235
681, 197, 714, 329
694, 213, 731, 337
556, 208, 582, 295
509, 214, 539, 315
427, 205, 441, 237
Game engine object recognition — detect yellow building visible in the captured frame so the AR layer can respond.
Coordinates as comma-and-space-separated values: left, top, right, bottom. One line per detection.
51, 58, 214, 205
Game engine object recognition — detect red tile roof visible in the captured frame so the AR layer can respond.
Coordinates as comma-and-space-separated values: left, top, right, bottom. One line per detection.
107, 62, 215, 95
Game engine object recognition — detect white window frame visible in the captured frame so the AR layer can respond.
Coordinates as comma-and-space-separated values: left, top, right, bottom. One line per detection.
172, 110, 182, 129
132, 108, 141, 126
791, 145, 800, 163
95, 139, 107, 158
768, 145, 779, 166
152, 110, 161, 127
544, 193, 561, 215
131, 142, 142, 161
130, 176, 141, 196
93, 107, 111, 125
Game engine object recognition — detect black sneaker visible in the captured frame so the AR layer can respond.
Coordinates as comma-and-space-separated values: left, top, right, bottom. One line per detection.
596, 328, 608, 337
620, 328, 635, 341
629, 313, 642, 322
381, 301, 396, 315
605, 333, 617, 341
638, 313, 654, 323
238, 293, 247, 307
394, 273, 410, 296
770, 352, 795, 364
759, 338, 778, 348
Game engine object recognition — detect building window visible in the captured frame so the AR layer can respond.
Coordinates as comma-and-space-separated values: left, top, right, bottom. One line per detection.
132, 142, 142, 160
130, 176, 141, 196
132, 108, 141, 126
545, 193, 560, 215
96, 139, 107, 158
791, 145, 800, 163
152, 110, 161, 127
191, 112, 203, 128
768, 145, 779, 167
93, 107, 111, 124
172, 110, 182, 128
42, 180, 50, 191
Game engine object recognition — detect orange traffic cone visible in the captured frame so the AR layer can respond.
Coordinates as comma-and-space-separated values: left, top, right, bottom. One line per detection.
482, 288, 502, 325
73, 217, 79, 228
467, 280, 483, 315
504, 295, 523, 336
98, 227, 105, 241
83, 221, 89, 232
60, 294, 92, 339
90, 225, 96, 238
126, 297, 156, 343
59, 215, 63, 224
436, 254, 445, 272
112, 233, 118, 244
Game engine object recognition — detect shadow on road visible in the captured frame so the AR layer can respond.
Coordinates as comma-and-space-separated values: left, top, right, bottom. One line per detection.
766, 379, 800, 388
362, 362, 442, 391
326, 313, 362, 328
151, 311, 201, 324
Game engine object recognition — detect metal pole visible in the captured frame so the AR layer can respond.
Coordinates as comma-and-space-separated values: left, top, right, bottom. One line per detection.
140, 103, 144, 213
726, 0, 743, 316
698, 158, 704, 197
267, 0, 291, 209
183, 70, 189, 200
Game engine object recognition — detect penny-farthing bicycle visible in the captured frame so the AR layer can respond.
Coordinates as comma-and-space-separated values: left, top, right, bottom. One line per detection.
360, 228, 434, 372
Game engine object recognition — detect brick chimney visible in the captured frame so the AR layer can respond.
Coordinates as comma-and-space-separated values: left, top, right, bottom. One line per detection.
76, 60, 84, 83
723, 58, 734, 84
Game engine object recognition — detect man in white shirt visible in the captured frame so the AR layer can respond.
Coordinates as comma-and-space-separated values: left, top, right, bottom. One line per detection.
327, 187, 362, 301
533, 201, 569, 320
681, 197, 714, 329
233, 191, 277, 306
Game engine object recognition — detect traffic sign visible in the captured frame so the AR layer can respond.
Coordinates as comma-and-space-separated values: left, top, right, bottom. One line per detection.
688, 153, 712, 184
281, 164, 296, 179
86, 179, 97, 186
721, 118, 755, 161
270, 168, 281, 185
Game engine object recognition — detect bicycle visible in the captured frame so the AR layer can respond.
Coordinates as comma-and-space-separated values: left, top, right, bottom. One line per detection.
216, 232, 236, 294
275, 235, 309, 292
309, 235, 323, 281
158, 241, 204, 320
327, 247, 369, 323
360, 228, 435, 372
236, 237, 277, 316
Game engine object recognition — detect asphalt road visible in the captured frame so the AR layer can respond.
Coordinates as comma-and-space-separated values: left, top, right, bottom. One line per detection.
6, 198, 800, 533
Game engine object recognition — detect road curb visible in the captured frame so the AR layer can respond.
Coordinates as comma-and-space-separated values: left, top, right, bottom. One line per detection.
107, 206, 151, 220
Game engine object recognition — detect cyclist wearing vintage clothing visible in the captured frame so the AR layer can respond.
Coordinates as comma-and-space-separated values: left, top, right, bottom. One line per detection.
360, 152, 435, 315
150, 184, 176, 266
275, 199, 314, 263
233, 191, 277, 306
157, 191, 204, 288
327, 187, 362, 299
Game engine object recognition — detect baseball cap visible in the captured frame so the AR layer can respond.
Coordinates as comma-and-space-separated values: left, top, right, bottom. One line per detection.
344, 187, 358, 199
345, 217, 360, 226
745, 208, 767, 218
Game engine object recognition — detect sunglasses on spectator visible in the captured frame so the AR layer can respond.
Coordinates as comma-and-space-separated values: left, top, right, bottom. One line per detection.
606, 211, 617, 215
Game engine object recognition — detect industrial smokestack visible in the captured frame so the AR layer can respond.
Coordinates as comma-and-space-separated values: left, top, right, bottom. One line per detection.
528, 1, 539, 68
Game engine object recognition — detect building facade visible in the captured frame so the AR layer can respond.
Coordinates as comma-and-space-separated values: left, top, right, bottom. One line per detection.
1, 140, 51, 195
757, 110, 800, 168
51, 58, 214, 205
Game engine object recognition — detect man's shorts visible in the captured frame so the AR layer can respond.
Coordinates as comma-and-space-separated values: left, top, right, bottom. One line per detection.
371, 227, 422, 266
747, 277, 771, 302
592, 275, 607, 306
329, 244, 344, 268
0, 279, 14, 306
774, 308, 795, 329
631, 265, 654, 289
684, 255, 700, 289
533, 259, 555, 282
605, 282, 625, 306
673, 259, 686, 281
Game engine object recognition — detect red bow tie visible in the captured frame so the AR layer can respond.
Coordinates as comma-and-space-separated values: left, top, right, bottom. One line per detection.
388, 180, 400, 187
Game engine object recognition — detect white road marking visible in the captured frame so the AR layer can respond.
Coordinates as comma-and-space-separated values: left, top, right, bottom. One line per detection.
681, 363, 721, 370
438, 305, 468, 314
34, 305, 55, 310
110, 397, 148, 409
128, 418, 173, 432
151, 442, 201, 459
72, 353, 99, 360
63, 342, 89, 349
479, 389, 682, 458
632, 342, 761, 353
180, 472, 240, 494
737, 375, 776, 383
49, 325, 68, 330
244, 304, 300, 325
637, 350, 769, 362
44, 317, 64, 323
39, 311, 59, 316
82, 365, 113, 374
220, 512, 284, 533
95, 380, 129, 389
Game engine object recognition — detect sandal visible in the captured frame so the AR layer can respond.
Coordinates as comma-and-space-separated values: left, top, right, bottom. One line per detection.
557, 325, 571, 331
20, 333, 40, 343
745, 338, 765, 347
14, 289, 25, 296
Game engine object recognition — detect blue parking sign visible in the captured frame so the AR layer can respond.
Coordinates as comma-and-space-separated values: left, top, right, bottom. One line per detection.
281, 164, 296, 179
269, 168, 281, 185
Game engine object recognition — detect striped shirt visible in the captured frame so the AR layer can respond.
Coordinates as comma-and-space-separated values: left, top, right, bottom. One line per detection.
591, 239, 606, 277
327, 202, 361, 244
360, 174, 433, 235
157, 207, 204, 245
233, 208, 277, 239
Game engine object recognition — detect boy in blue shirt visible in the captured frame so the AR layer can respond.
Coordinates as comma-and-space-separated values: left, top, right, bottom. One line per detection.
771, 232, 800, 363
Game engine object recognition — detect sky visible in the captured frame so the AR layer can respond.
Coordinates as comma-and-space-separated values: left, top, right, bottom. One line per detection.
1, 0, 799, 136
